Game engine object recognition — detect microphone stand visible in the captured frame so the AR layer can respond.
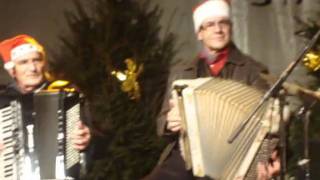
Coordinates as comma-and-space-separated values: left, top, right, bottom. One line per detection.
228, 29, 320, 144
278, 92, 287, 180
296, 100, 317, 180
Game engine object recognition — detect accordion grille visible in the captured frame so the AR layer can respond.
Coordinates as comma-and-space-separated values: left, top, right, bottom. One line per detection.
66, 103, 80, 169
178, 78, 269, 179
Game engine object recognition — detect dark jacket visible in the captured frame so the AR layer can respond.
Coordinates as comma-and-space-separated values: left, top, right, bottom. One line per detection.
186, 43, 269, 90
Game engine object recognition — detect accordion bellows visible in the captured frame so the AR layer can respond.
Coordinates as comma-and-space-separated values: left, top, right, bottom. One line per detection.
173, 78, 270, 180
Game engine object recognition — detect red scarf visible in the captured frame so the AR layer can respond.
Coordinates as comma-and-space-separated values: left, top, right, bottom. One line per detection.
199, 48, 228, 76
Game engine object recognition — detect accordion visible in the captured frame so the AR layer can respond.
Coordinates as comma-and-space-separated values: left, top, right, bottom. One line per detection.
0, 90, 82, 180
33, 90, 82, 179
0, 101, 25, 180
173, 78, 274, 180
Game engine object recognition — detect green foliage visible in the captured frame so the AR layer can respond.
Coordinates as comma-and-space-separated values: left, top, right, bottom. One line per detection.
287, 16, 320, 178
50, 0, 176, 179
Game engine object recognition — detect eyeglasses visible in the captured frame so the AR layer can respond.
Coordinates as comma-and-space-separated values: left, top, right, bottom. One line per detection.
200, 19, 231, 31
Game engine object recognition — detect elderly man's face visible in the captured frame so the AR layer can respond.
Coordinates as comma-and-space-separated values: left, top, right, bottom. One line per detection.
197, 17, 232, 54
12, 51, 45, 93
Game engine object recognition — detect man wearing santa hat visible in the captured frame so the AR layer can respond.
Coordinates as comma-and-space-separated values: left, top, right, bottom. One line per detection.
0, 35, 91, 153
146, 0, 282, 179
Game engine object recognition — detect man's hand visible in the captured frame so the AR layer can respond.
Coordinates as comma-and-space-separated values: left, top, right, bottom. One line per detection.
166, 97, 182, 132
257, 150, 280, 180
71, 121, 91, 151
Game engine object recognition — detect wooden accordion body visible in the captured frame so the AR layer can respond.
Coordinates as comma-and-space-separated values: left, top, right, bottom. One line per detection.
173, 78, 272, 180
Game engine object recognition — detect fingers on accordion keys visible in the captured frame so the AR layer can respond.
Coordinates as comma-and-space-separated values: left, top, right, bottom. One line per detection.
256, 161, 280, 180
267, 151, 281, 179
256, 162, 269, 180
256, 150, 280, 180
72, 122, 91, 151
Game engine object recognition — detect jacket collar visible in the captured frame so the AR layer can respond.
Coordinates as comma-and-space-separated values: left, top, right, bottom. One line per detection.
225, 43, 246, 66
7, 81, 48, 95
194, 42, 246, 66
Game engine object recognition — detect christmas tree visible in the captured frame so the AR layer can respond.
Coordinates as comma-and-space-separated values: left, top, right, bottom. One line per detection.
287, 18, 320, 178
49, 0, 176, 179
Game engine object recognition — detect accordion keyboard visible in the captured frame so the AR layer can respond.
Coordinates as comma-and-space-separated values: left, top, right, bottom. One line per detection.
65, 103, 80, 169
0, 102, 20, 180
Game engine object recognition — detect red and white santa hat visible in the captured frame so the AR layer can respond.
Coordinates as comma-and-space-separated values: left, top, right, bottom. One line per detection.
0, 34, 45, 70
193, 0, 230, 33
